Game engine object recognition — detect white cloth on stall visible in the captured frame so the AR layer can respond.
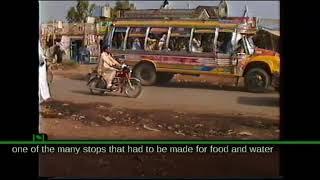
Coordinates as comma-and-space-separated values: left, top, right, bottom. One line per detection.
61, 36, 70, 51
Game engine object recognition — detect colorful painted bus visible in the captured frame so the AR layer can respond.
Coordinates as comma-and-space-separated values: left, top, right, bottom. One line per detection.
102, 17, 280, 92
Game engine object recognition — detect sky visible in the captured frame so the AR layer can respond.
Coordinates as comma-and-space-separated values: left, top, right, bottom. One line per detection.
39, 1, 280, 23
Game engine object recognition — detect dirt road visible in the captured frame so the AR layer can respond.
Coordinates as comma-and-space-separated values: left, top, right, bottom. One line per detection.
40, 67, 279, 140
39, 66, 280, 176
50, 75, 279, 119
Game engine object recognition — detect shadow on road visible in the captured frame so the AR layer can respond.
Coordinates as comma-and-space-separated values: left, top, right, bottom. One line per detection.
237, 96, 279, 107
71, 90, 127, 97
156, 81, 247, 92
71, 90, 92, 95
156, 81, 277, 94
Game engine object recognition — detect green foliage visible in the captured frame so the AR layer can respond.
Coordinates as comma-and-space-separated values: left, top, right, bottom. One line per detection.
111, 0, 136, 20
66, 0, 96, 23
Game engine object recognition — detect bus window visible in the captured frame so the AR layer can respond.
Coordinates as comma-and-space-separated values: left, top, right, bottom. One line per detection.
112, 27, 127, 50
191, 29, 215, 53
126, 27, 147, 51
216, 31, 233, 54
168, 27, 191, 52
146, 27, 169, 51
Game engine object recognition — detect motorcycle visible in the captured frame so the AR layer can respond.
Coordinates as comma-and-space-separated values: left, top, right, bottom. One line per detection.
87, 64, 142, 98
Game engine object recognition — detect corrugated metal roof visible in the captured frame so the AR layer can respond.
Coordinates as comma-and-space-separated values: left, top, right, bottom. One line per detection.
261, 28, 280, 36
122, 6, 219, 19
258, 18, 279, 31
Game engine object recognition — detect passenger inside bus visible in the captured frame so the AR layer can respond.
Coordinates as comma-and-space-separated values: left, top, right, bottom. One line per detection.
217, 32, 233, 54
167, 27, 191, 52
234, 38, 245, 54
146, 33, 157, 51
132, 38, 142, 50
191, 35, 203, 53
126, 27, 146, 51
158, 34, 167, 50
112, 33, 125, 50
168, 37, 188, 52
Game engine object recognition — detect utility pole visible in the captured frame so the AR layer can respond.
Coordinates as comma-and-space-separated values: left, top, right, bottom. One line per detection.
52, 20, 55, 46
83, 20, 86, 46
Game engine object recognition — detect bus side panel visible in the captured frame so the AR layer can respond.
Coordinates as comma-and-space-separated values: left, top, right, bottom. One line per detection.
109, 50, 235, 76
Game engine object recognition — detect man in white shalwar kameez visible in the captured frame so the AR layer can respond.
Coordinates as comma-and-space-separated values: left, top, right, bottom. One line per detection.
39, 41, 51, 132
39, 42, 51, 103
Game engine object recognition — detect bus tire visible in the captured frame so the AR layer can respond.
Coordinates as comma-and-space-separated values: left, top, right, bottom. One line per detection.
156, 72, 174, 84
133, 63, 157, 86
244, 68, 270, 93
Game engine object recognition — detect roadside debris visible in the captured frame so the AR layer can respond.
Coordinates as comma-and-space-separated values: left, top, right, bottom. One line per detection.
227, 129, 234, 135
96, 105, 106, 109
143, 125, 160, 132
103, 116, 112, 122
174, 130, 185, 136
41, 100, 278, 139
238, 131, 253, 136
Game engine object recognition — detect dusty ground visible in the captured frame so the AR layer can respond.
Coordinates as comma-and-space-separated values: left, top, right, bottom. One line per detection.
39, 64, 280, 177
41, 64, 279, 140
41, 100, 278, 140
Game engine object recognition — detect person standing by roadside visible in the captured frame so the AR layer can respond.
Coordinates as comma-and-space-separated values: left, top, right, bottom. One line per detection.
39, 41, 51, 103
83, 45, 91, 64
54, 40, 64, 64
78, 45, 90, 64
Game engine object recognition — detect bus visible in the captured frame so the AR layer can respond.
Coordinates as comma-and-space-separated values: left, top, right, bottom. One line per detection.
102, 17, 280, 92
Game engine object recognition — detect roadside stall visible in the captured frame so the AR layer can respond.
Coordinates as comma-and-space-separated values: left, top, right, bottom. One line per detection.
86, 34, 100, 63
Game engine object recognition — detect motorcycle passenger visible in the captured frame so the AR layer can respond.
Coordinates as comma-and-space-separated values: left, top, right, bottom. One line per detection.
98, 47, 121, 90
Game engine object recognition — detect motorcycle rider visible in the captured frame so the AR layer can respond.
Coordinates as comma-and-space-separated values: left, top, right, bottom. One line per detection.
97, 47, 121, 90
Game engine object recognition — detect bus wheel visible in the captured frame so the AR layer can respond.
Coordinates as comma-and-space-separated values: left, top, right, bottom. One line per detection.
133, 63, 157, 86
244, 68, 270, 93
156, 72, 174, 84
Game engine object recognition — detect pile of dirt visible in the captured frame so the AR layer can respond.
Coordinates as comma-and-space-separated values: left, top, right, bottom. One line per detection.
41, 100, 279, 139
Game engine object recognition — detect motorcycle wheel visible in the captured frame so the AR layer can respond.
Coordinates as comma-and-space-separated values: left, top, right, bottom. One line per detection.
88, 77, 106, 95
125, 78, 142, 98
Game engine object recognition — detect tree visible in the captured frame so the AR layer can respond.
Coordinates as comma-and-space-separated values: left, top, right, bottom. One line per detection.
66, 0, 96, 23
111, 0, 136, 19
